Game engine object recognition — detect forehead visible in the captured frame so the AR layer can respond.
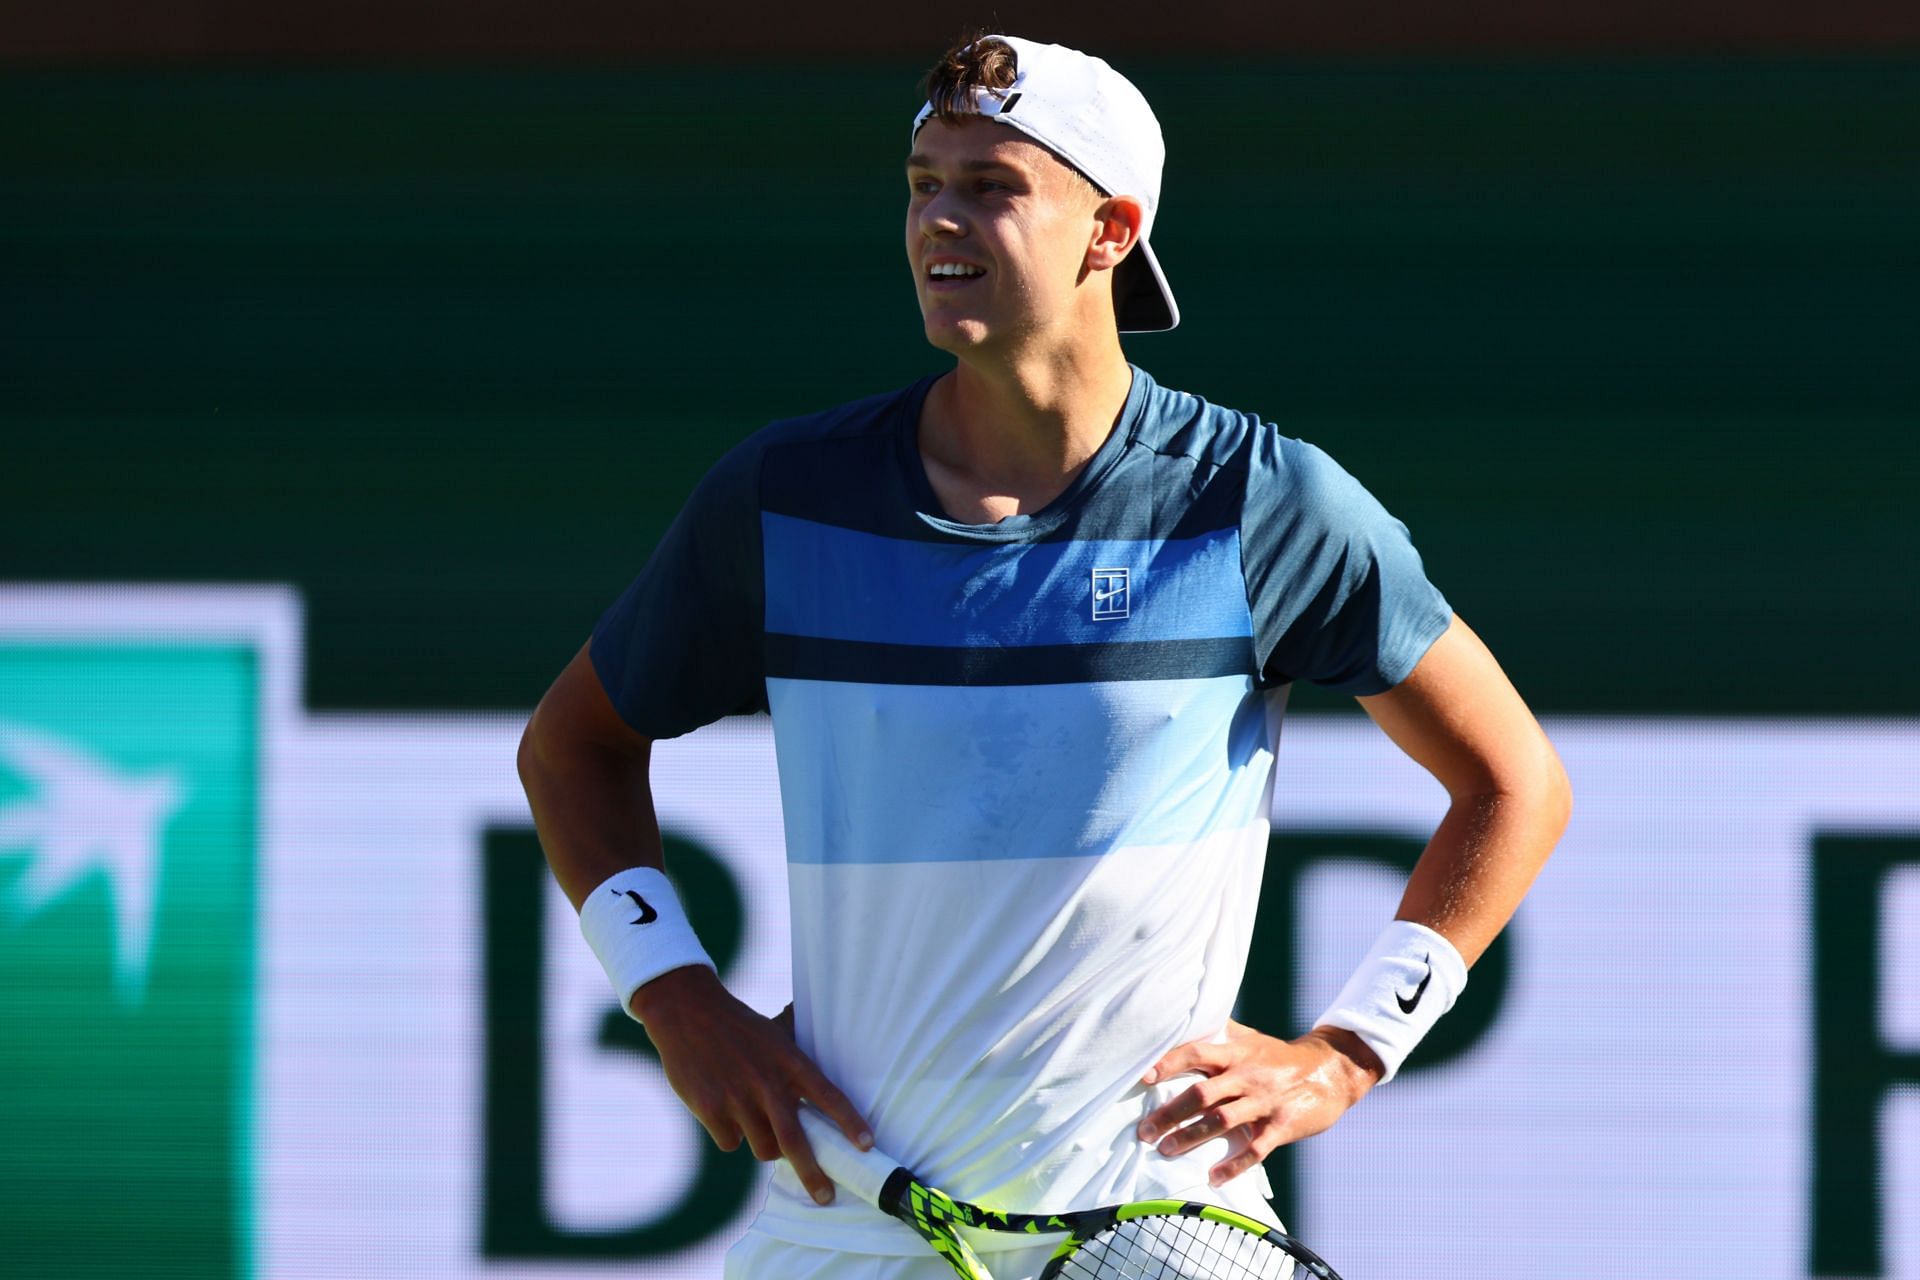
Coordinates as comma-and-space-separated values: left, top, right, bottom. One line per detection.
905, 116, 1074, 180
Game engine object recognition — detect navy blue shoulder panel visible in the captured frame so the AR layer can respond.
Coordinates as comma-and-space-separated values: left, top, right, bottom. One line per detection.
1237, 422, 1453, 696
1119, 374, 1261, 546
1124, 374, 1451, 695
591, 378, 931, 736
1128, 376, 1262, 471
758, 379, 939, 541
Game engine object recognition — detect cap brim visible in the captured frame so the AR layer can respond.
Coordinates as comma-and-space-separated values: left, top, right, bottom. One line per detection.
1114, 239, 1178, 333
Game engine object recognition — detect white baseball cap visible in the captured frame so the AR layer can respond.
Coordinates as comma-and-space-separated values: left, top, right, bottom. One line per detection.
911, 34, 1179, 333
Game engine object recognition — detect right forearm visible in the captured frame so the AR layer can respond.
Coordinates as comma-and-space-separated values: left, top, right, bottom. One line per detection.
517, 727, 662, 911
515, 659, 868, 1201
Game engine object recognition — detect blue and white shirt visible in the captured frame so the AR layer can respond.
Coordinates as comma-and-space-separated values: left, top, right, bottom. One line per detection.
591, 365, 1452, 1254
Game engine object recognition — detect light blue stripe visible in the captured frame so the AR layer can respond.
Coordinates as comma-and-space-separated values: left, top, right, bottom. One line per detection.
767, 675, 1276, 864
761, 514, 1253, 649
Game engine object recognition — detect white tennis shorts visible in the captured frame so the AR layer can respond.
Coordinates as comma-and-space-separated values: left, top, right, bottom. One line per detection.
723, 1178, 1284, 1279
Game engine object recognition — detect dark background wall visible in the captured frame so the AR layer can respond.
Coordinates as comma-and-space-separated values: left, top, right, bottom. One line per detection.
4, 4, 1916, 718
5, 0, 1919, 61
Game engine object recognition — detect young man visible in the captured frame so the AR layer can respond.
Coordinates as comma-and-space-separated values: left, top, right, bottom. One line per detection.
517, 34, 1571, 1280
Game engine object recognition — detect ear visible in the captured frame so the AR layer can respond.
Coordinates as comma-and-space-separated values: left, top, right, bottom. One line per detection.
1085, 195, 1145, 274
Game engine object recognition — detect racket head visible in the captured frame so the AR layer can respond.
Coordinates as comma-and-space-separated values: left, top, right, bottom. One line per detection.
1040, 1201, 1343, 1280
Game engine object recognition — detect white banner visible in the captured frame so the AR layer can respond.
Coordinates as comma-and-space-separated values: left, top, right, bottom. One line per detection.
3, 587, 1915, 1279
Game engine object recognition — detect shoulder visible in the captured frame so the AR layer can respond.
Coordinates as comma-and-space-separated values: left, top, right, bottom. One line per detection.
684, 377, 932, 507
739, 380, 927, 461
1125, 367, 1264, 470
1126, 367, 1357, 507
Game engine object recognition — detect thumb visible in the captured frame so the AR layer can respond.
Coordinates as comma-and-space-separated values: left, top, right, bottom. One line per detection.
1141, 1037, 1232, 1085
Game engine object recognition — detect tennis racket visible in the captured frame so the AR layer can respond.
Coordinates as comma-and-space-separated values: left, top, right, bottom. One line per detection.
793, 1107, 1345, 1280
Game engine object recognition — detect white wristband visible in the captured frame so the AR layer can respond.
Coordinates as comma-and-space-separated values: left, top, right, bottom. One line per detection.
577, 867, 717, 1021
1314, 920, 1468, 1084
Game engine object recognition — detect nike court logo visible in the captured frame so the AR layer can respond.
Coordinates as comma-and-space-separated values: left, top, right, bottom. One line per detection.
1396, 954, 1433, 1014
1090, 567, 1130, 620
617, 888, 658, 926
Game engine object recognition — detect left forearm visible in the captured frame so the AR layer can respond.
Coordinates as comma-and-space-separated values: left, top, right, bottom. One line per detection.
1396, 778, 1570, 966
1352, 616, 1572, 968
1270, 617, 1569, 1104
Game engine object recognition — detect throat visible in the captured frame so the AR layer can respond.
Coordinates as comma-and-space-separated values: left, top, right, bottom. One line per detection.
913, 361, 1131, 524
921, 455, 1068, 525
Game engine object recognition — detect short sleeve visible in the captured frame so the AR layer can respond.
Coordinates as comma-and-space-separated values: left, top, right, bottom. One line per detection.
589, 439, 768, 738
1242, 433, 1452, 696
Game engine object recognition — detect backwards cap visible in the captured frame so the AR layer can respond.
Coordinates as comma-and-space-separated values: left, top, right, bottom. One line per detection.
912, 35, 1179, 333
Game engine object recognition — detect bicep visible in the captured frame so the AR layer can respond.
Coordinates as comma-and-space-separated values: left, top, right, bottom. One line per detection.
1355, 615, 1566, 801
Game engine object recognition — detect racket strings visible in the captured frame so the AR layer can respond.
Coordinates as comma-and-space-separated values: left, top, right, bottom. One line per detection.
1060, 1214, 1297, 1280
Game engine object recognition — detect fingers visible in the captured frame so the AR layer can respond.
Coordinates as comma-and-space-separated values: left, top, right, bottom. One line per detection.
696, 1083, 850, 1207
1151, 1095, 1267, 1159
778, 1057, 874, 1207
793, 1063, 874, 1152
1140, 1037, 1232, 1087
700, 1112, 744, 1153
1138, 1072, 1235, 1144
739, 1108, 782, 1163
1207, 1118, 1277, 1187
769, 1103, 836, 1205
651, 993, 872, 1210
727, 1045, 873, 1210
1139, 1030, 1366, 1177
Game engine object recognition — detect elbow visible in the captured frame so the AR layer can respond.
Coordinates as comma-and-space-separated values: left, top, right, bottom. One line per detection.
516, 707, 550, 787
515, 728, 537, 791
1551, 759, 1574, 835
517, 645, 652, 789
1470, 738, 1572, 841
1537, 741, 1574, 842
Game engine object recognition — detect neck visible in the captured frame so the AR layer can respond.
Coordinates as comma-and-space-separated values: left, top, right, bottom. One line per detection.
919, 336, 1134, 520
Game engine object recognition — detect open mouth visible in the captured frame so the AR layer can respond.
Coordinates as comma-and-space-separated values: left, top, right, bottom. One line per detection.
926, 262, 987, 284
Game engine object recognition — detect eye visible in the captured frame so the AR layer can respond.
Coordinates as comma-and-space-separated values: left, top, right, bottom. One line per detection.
910, 177, 940, 196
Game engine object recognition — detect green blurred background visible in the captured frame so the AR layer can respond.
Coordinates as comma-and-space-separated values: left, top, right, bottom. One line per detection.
5, 59, 1915, 716
4, 11, 1920, 1276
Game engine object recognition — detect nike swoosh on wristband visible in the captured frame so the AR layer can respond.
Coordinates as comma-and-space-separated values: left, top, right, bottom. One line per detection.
1396, 954, 1433, 1014
618, 888, 658, 926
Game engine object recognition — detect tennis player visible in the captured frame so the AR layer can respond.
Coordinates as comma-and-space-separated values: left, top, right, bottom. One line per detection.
518, 33, 1571, 1280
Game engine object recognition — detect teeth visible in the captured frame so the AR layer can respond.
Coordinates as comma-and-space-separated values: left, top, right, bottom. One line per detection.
929, 263, 984, 278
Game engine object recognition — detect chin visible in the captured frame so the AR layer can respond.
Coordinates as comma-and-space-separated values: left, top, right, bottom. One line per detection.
922, 316, 993, 354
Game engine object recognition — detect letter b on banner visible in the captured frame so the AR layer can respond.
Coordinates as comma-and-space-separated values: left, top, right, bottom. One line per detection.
481, 826, 759, 1259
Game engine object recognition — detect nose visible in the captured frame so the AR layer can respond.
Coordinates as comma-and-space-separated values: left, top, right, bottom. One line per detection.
916, 187, 965, 240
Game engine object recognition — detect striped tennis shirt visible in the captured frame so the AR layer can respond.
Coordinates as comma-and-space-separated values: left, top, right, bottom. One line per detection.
590, 364, 1451, 1254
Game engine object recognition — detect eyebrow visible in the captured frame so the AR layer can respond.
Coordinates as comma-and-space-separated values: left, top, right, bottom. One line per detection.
904, 154, 1025, 174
